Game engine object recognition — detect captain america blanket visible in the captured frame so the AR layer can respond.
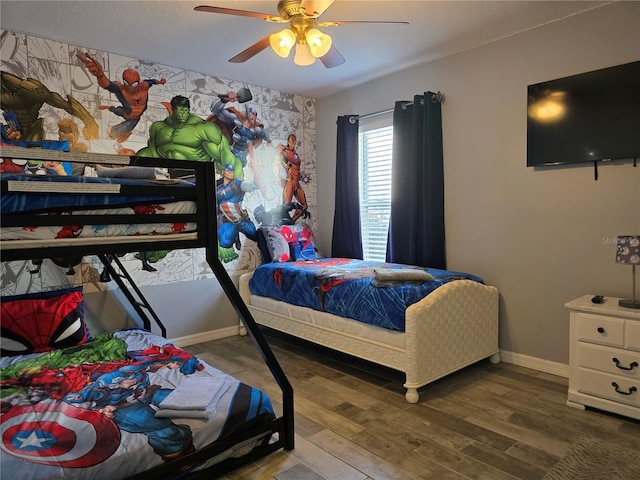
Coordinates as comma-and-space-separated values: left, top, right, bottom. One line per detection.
0, 329, 275, 479
248, 258, 485, 332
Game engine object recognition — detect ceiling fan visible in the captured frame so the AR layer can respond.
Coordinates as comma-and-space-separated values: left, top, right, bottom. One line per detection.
194, 0, 408, 68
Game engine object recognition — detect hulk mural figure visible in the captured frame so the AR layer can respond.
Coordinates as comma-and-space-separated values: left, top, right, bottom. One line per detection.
137, 95, 244, 262
137, 95, 243, 178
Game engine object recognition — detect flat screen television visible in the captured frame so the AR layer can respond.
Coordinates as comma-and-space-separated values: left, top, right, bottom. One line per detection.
527, 61, 640, 167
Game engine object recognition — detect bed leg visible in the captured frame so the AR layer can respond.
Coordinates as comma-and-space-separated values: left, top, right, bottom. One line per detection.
405, 388, 419, 404
489, 352, 501, 364
238, 321, 247, 336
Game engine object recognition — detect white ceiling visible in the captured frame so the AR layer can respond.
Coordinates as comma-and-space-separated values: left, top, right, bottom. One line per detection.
1, 0, 612, 98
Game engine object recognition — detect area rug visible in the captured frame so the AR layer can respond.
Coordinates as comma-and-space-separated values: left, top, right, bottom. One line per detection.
543, 435, 640, 480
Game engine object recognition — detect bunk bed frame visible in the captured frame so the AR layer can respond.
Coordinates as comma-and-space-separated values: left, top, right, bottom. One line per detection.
0, 145, 294, 479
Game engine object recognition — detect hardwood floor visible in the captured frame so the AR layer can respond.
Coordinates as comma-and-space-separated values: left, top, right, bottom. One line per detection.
183, 329, 640, 480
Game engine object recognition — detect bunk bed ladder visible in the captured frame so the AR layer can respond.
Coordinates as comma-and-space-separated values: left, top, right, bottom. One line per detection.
97, 253, 167, 337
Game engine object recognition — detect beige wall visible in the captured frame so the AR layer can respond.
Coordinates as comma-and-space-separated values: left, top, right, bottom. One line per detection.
315, 2, 640, 367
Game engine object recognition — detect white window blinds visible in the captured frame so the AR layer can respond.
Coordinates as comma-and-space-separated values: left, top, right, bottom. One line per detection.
358, 113, 393, 261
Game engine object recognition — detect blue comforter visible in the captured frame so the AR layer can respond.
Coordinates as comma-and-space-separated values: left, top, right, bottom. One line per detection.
249, 258, 484, 331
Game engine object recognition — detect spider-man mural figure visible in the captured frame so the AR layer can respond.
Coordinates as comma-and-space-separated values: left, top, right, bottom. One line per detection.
78, 52, 166, 143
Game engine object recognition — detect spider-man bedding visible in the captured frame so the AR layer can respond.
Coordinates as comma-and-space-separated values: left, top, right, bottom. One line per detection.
0, 173, 197, 242
0, 328, 276, 479
248, 258, 485, 331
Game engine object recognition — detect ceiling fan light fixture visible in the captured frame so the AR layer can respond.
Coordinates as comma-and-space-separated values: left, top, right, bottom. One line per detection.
269, 27, 296, 58
294, 42, 316, 66
196, 3, 409, 67
306, 28, 332, 58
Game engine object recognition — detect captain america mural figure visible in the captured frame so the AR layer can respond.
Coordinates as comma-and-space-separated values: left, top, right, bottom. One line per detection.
216, 164, 259, 252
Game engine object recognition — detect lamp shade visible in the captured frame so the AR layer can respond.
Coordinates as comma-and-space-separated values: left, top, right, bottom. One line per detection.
306, 28, 332, 58
294, 43, 316, 66
617, 235, 640, 309
270, 28, 296, 58
616, 235, 640, 264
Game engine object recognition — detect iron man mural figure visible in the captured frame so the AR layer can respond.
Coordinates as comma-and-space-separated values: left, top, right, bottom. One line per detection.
277, 134, 309, 223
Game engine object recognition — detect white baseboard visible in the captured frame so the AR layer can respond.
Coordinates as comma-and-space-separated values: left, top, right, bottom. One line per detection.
169, 331, 570, 380
169, 326, 239, 347
499, 349, 569, 378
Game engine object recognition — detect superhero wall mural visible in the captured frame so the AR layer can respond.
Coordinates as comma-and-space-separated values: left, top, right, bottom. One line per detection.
0, 29, 317, 293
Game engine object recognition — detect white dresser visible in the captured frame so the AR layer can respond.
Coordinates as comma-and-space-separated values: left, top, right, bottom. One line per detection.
565, 295, 640, 420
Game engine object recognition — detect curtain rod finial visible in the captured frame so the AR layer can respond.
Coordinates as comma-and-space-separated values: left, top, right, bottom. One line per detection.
432, 91, 444, 103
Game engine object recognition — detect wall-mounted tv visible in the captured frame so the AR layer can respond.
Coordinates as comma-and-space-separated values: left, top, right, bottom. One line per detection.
527, 61, 640, 167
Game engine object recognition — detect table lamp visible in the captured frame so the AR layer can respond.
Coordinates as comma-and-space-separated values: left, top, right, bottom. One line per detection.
616, 235, 640, 309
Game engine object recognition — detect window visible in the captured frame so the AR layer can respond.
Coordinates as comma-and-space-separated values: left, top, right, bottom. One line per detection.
358, 113, 393, 261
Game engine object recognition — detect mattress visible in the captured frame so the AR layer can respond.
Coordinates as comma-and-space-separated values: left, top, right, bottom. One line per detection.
0, 329, 276, 479
0, 202, 197, 242
249, 294, 406, 348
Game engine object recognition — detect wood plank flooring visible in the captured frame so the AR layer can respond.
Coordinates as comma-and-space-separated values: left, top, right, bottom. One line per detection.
183, 329, 640, 480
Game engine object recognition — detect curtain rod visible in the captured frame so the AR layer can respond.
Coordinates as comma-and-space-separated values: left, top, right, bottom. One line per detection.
349, 108, 394, 123
349, 91, 444, 123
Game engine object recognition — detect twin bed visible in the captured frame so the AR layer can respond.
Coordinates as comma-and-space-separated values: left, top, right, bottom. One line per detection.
1, 145, 500, 479
239, 256, 500, 404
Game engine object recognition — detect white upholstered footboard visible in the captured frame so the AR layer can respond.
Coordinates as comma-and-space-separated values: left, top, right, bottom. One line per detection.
239, 273, 499, 403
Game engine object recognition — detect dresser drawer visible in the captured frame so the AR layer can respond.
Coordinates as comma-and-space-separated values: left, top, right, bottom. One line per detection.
574, 312, 625, 347
576, 342, 640, 378
577, 368, 640, 407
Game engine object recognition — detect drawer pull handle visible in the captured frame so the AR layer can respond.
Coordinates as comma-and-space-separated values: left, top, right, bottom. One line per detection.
612, 358, 639, 371
597, 327, 605, 333
611, 382, 637, 396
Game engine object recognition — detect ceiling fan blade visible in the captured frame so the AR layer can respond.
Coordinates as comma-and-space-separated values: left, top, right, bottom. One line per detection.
194, 5, 278, 21
320, 45, 345, 68
318, 20, 409, 27
229, 35, 272, 63
300, 0, 335, 17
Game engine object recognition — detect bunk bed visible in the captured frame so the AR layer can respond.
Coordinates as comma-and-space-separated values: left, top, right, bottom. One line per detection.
238, 228, 500, 404
0, 145, 294, 479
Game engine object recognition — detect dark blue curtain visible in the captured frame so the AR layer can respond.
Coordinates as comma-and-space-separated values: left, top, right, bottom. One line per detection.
331, 115, 363, 259
386, 92, 445, 268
